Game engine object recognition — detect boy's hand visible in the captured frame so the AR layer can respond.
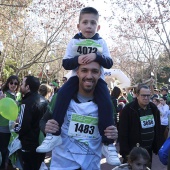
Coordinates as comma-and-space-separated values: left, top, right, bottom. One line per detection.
78, 53, 96, 65
78, 55, 86, 64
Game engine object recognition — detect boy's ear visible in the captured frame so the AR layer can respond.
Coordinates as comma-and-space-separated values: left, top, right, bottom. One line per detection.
97, 25, 100, 32
77, 24, 80, 31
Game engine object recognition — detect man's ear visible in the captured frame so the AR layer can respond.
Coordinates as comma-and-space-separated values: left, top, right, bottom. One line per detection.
76, 69, 79, 78
26, 85, 29, 91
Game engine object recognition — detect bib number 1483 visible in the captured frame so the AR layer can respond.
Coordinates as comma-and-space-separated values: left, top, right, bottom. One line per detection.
74, 123, 95, 134
68, 114, 98, 138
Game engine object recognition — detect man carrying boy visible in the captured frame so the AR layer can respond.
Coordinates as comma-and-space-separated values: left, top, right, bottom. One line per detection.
49, 61, 118, 169
37, 7, 120, 165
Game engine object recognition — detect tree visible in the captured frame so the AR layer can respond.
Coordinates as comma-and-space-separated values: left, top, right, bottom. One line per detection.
0, 0, 85, 81
107, 0, 170, 85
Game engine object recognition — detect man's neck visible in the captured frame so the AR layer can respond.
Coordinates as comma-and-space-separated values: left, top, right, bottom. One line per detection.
138, 103, 147, 110
77, 92, 94, 103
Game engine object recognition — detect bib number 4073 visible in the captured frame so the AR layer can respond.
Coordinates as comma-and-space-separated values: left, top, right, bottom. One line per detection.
75, 123, 95, 134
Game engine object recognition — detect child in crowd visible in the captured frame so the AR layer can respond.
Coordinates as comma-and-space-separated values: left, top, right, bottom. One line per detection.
113, 145, 151, 170
36, 7, 120, 165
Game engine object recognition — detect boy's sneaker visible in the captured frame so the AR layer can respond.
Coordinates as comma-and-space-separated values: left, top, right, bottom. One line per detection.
102, 143, 121, 166
36, 133, 62, 153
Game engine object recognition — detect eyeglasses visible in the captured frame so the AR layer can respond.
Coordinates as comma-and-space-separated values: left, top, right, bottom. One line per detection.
10, 82, 18, 86
140, 94, 151, 98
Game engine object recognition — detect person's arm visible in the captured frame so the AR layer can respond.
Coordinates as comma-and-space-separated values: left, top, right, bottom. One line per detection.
0, 91, 5, 99
39, 107, 52, 133
118, 105, 131, 159
94, 39, 113, 69
62, 39, 80, 70
39, 93, 57, 133
14, 103, 33, 135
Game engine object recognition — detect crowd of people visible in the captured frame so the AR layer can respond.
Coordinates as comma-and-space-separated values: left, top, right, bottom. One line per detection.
0, 6, 169, 170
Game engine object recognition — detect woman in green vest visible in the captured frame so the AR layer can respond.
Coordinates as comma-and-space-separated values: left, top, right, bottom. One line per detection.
0, 75, 20, 169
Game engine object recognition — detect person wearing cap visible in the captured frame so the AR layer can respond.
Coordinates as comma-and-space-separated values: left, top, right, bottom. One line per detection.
160, 87, 170, 103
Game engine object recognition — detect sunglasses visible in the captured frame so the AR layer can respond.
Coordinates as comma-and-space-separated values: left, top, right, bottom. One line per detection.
10, 82, 18, 86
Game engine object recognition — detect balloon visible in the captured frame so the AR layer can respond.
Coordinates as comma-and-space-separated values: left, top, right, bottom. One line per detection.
0, 97, 18, 120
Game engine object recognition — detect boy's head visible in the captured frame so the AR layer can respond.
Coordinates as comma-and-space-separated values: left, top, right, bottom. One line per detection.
77, 7, 100, 38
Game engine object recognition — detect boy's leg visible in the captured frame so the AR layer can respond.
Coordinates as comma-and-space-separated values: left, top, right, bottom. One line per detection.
94, 78, 121, 165
94, 79, 114, 142
52, 76, 79, 135
36, 76, 79, 153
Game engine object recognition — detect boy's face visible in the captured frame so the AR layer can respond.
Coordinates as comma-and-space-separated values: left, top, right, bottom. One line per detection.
77, 13, 100, 38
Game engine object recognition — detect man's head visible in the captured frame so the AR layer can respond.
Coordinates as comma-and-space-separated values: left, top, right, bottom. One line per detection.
77, 7, 100, 39
20, 76, 40, 95
76, 61, 101, 96
161, 87, 168, 95
62, 77, 67, 84
136, 85, 151, 109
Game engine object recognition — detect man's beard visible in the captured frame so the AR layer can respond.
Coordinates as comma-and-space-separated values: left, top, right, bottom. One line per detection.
82, 85, 95, 93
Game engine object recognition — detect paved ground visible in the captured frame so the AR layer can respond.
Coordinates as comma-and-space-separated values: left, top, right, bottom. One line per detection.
44, 151, 167, 170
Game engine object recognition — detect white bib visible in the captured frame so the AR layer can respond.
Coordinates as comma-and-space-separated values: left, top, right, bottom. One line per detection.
140, 115, 155, 129
68, 113, 98, 139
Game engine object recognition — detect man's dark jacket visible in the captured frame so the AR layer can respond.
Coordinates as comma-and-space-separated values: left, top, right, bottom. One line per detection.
15, 92, 48, 151
119, 99, 161, 158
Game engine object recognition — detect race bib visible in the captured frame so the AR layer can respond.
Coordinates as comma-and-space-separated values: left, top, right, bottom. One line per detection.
140, 115, 155, 129
68, 114, 98, 138
73, 39, 103, 55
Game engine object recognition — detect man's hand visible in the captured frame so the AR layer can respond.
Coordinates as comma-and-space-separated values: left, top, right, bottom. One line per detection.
45, 119, 59, 134
104, 125, 118, 140
78, 53, 96, 65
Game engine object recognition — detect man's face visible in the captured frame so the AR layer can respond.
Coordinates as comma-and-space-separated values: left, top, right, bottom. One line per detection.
20, 77, 29, 95
62, 77, 67, 84
137, 88, 151, 108
77, 13, 100, 39
76, 62, 101, 96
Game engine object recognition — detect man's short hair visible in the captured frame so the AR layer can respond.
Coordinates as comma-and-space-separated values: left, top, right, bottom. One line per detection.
136, 84, 150, 94
63, 77, 67, 81
161, 87, 168, 92
79, 7, 99, 22
25, 76, 40, 92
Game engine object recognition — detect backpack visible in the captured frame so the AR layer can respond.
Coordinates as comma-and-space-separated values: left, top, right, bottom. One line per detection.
158, 137, 170, 165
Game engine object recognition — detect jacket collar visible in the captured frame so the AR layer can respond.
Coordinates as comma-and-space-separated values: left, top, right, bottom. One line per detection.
73, 32, 101, 40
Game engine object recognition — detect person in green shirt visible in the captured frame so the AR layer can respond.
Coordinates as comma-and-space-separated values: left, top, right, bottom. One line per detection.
0, 75, 20, 169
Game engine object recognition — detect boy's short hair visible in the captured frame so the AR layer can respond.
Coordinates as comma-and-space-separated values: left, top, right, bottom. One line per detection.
79, 7, 99, 22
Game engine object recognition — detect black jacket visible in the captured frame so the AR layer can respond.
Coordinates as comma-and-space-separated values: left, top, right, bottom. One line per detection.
15, 92, 48, 151
119, 99, 161, 158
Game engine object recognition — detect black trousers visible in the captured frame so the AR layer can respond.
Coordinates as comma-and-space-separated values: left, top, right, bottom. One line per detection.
161, 125, 167, 146
20, 149, 45, 170
52, 76, 114, 143
0, 132, 11, 169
